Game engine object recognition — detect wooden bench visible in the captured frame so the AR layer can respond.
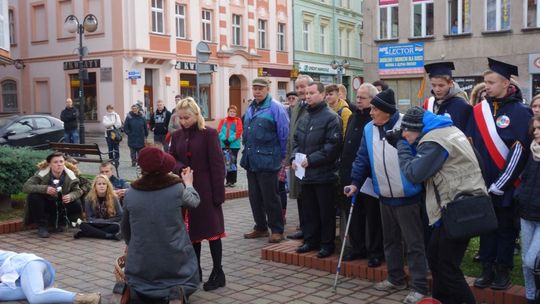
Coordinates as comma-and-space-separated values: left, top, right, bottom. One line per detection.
48, 142, 120, 177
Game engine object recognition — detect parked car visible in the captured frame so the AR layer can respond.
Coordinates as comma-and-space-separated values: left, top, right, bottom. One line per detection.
0, 114, 64, 149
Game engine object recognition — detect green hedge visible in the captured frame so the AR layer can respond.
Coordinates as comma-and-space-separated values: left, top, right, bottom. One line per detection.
0, 146, 50, 196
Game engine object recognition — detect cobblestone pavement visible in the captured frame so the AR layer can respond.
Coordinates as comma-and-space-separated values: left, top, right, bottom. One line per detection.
0, 197, 408, 304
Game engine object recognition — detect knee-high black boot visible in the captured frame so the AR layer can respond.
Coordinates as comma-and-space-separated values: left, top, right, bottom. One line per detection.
203, 239, 225, 291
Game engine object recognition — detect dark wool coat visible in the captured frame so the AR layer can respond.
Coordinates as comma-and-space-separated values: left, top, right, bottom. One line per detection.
122, 174, 200, 298
169, 126, 226, 241
124, 111, 148, 149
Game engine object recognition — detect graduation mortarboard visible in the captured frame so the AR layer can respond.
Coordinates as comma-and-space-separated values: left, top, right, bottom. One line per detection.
488, 58, 518, 80
424, 62, 455, 78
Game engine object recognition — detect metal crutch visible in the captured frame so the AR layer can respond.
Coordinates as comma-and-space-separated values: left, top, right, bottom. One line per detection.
332, 189, 357, 291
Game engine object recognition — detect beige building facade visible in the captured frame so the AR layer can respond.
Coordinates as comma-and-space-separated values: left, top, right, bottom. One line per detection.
1, 0, 293, 131
363, 0, 540, 112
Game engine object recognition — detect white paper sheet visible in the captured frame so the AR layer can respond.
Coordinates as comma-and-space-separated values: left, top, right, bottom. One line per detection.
294, 153, 307, 179
360, 178, 378, 198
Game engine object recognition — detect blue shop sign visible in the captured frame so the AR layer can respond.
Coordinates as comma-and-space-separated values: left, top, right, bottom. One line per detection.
378, 43, 424, 76
127, 71, 142, 79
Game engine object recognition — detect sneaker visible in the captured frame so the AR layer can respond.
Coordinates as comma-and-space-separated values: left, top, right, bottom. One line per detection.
74, 292, 101, 304
373, 279, 407, 292
243, 229, 269, 239
403, 291, 425, 304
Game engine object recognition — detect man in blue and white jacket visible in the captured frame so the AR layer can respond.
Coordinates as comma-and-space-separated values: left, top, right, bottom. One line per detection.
344, 89, 428, 304
241, 78, 290, 243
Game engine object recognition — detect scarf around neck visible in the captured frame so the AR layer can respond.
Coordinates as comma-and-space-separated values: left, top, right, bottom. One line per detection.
531, 140, 540, 161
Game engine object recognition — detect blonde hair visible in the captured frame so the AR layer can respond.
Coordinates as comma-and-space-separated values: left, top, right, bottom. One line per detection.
87, 174, 117, 218
175, 97, 206, 129
531, 94, 540, 106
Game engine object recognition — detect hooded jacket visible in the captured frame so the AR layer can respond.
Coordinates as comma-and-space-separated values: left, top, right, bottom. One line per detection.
124, 111, 148, 149
397, 111, 487, 225
150, 107, 172, 135
424, 86, 471, 132
329, 99, 352, 137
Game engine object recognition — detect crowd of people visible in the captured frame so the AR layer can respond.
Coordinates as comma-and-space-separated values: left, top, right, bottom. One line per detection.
9, 56, 540, 304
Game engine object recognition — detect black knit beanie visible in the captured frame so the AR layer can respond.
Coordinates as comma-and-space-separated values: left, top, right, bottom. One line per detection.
401, 106, 425, 132
370, 89, 397, 114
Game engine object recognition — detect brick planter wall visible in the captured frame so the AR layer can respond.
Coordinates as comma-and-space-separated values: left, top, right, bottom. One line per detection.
262, 240, 527, 304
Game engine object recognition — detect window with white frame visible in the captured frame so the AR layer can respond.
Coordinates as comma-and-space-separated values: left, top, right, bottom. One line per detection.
151, 0, 164, 34
338, 28, 343, 55
8, 8, 14, 45
346, 30, 352, 57
448, 0, 471, 34
202, 9, 212, 42
303, 21, 311, 51
379, 3, 399, 39
232, 14, 242, 46
486, 0, 511, 31
320, 24, 328, 54
0, 0, 7, 49
175, 3, 186, 38
525, 0, 540, 28
412, 0, 434, 37
277, 23, 285, 51
258, 19, 266, 49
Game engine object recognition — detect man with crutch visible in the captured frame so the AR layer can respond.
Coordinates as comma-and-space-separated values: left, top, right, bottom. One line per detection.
344, 89, 428, 304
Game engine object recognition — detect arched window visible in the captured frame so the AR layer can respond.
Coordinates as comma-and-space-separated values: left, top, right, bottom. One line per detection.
1, 80, 18, 112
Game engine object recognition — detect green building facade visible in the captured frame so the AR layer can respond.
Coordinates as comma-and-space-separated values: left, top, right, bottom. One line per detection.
293, 0, 363, 100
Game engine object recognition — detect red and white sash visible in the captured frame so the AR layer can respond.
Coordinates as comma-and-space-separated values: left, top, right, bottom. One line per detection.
473, 100, 509, 170
423, 97, 435, 112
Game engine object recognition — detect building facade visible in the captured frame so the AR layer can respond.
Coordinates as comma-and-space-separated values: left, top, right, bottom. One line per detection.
363, 0, 540, 112
293, 0, 363, 100
0, 0, 15, 112
1, 0, 293, 131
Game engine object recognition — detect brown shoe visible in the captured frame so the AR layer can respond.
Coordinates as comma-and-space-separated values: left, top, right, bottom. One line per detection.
244, 229, 269, 239
74, 293, 101, 304
269, 233, 284, 243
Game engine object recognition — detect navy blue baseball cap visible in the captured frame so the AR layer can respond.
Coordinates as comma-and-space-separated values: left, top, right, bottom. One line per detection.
487, 58, 518, 80
424, 62, 455, 78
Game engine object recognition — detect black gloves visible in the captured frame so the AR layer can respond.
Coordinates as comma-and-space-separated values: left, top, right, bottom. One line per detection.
385, 129, 403, 148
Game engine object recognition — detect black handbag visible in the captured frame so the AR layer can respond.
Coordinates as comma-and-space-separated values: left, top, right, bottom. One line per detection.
107, 127, 123, 143
434, 183, 498, 240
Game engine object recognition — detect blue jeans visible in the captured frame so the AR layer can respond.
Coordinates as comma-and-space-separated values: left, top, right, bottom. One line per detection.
64, 129, 80, 144
0, 261, 75, 303
521, 218, 540, 300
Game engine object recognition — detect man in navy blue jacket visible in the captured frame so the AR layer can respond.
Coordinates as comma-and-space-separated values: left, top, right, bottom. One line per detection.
468, 58, 533, 290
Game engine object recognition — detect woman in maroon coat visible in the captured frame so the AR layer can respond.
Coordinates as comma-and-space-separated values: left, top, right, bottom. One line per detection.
169, 97, 226, 292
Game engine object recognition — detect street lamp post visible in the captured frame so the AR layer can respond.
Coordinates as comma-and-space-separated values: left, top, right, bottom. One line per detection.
331, 59, 350, 84
64, 14, 98, 144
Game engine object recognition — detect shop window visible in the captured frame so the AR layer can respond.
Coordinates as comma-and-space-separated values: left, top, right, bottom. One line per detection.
69, 72, 97, 121
448, 0, 471, 34
277, 82, 288, 104
379, 2, 399, 39
532, 74, 540, 97
525, 0, 540, 28
412, 0, 434, 37
486, 0, 511, 31
179, 74, 211, 119
1, 80, 18, 112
